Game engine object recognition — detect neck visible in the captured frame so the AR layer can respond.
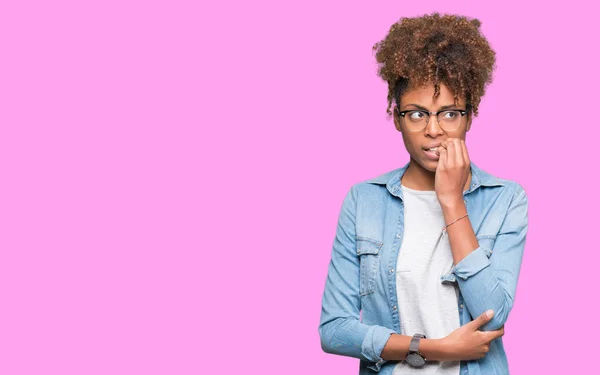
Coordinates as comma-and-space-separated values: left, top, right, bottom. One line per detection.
401, 158, 436, 190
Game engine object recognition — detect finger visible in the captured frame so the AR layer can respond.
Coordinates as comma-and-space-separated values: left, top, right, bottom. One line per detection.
461, 140, 470, 165
484, 327, 505, 341
469, 310, 494, 329
445, 140, 456, 167
437, 145, 447, 170
453, 138, 463, 166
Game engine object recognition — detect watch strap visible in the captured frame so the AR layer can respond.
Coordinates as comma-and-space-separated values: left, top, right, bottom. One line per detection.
409, 333, 426, 353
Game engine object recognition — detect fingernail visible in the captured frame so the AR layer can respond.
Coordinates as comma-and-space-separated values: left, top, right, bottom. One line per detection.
486, 310, 494, 318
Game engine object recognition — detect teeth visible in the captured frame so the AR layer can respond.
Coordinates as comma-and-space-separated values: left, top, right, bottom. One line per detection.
427, 147, 438, 151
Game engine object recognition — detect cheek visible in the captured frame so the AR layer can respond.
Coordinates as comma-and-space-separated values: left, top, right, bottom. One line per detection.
401, 135, 416, 153
453, 128, 468, 139
402, 131, 423, 151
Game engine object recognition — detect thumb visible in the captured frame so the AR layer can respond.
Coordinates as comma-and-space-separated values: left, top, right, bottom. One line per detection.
469, 309, 494, 329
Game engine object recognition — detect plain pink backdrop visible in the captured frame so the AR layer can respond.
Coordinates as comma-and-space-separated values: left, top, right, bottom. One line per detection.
0, 1, 598, 374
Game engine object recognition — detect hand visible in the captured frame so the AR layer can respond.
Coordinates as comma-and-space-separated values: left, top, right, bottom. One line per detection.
439, 310, 505, 361
435, 138, 471, 207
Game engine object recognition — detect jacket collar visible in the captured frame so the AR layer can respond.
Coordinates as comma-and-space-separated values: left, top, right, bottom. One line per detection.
366, 161, 504, 200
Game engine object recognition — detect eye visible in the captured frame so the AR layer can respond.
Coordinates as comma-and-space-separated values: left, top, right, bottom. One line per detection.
441, 110, 460, 120
409, 111, 426, 120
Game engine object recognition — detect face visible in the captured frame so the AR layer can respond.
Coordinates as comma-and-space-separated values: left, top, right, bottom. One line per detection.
394, 82, 472, 172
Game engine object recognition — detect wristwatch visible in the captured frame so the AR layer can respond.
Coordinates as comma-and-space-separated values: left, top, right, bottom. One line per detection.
406, 333, 426, 367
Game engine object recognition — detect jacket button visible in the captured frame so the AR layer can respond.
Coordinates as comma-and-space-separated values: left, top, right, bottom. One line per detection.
393, 305, 397, 310
390, 269, 394, 273
396, 234, 402, 239
460, 304, 464, 309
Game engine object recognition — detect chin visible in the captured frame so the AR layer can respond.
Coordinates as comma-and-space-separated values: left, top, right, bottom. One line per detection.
414, 157, 438, 173
423, 162, 438, 172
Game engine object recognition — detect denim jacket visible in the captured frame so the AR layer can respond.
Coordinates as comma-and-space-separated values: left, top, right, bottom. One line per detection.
319, 162, 528, 375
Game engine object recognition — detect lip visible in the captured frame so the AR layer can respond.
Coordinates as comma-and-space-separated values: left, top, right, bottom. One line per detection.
422, 142, 442, 151
423, 148, 440, 161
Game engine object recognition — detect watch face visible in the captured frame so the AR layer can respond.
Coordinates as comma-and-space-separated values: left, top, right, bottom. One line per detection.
406, 353, 426, 367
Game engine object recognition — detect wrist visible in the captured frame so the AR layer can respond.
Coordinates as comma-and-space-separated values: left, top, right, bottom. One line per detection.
419, 338, 450, 361
438, 194, 464, 209
441, 200, 467, 221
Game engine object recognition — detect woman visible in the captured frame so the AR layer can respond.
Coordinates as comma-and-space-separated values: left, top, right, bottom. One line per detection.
319, 13, 528, 375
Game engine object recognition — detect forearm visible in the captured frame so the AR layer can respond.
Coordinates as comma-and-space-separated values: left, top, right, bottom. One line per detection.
381, 334, 448, 361
437, 186, 527, 332
441, 200, 478, 265
320, 316, 395, 360
455, 265, 512, 330
441, 200, 513, 330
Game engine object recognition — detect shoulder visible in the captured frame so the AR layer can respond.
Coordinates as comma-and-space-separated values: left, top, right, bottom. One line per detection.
471, 163, 526, 197
471, 165, 528, 215
349, 165, 405, 198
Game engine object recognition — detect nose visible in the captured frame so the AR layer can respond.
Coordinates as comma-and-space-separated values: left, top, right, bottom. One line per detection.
425, 115, 444, 137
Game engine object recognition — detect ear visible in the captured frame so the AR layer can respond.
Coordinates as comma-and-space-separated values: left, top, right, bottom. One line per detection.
393, 109, 402, 132
466, 113, 472, 132
394, 118, 402, 132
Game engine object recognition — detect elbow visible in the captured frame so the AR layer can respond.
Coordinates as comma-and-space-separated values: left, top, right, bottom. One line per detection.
481, 299, 513, 331
319, 321, 337, 354
319, 318, 359, 357
319, 317, 367, 359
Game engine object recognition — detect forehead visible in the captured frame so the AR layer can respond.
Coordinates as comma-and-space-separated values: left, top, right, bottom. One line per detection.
400, 82, 465, 107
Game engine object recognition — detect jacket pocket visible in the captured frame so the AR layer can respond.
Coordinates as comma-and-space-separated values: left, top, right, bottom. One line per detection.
356, 237, 382, 296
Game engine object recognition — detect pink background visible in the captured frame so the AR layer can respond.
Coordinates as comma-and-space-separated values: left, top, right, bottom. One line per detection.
0, 1, 597, 374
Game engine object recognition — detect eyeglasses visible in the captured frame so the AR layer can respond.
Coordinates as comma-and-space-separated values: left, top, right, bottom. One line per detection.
395, 107, 468, 132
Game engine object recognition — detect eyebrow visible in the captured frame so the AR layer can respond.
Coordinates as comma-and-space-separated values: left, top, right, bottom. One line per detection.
403, 103, 459, 111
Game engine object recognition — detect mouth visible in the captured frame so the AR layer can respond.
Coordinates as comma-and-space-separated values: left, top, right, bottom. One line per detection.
423, 147, 440, 160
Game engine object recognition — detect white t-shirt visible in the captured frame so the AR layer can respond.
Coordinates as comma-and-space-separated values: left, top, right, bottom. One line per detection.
392, 185, 460, 375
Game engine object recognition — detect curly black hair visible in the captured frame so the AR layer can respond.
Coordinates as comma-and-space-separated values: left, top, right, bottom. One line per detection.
373, 12, 496, 117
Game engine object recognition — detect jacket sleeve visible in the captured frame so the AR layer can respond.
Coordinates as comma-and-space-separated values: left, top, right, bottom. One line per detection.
319, 186, 395, 372
451, 186, 529, 331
